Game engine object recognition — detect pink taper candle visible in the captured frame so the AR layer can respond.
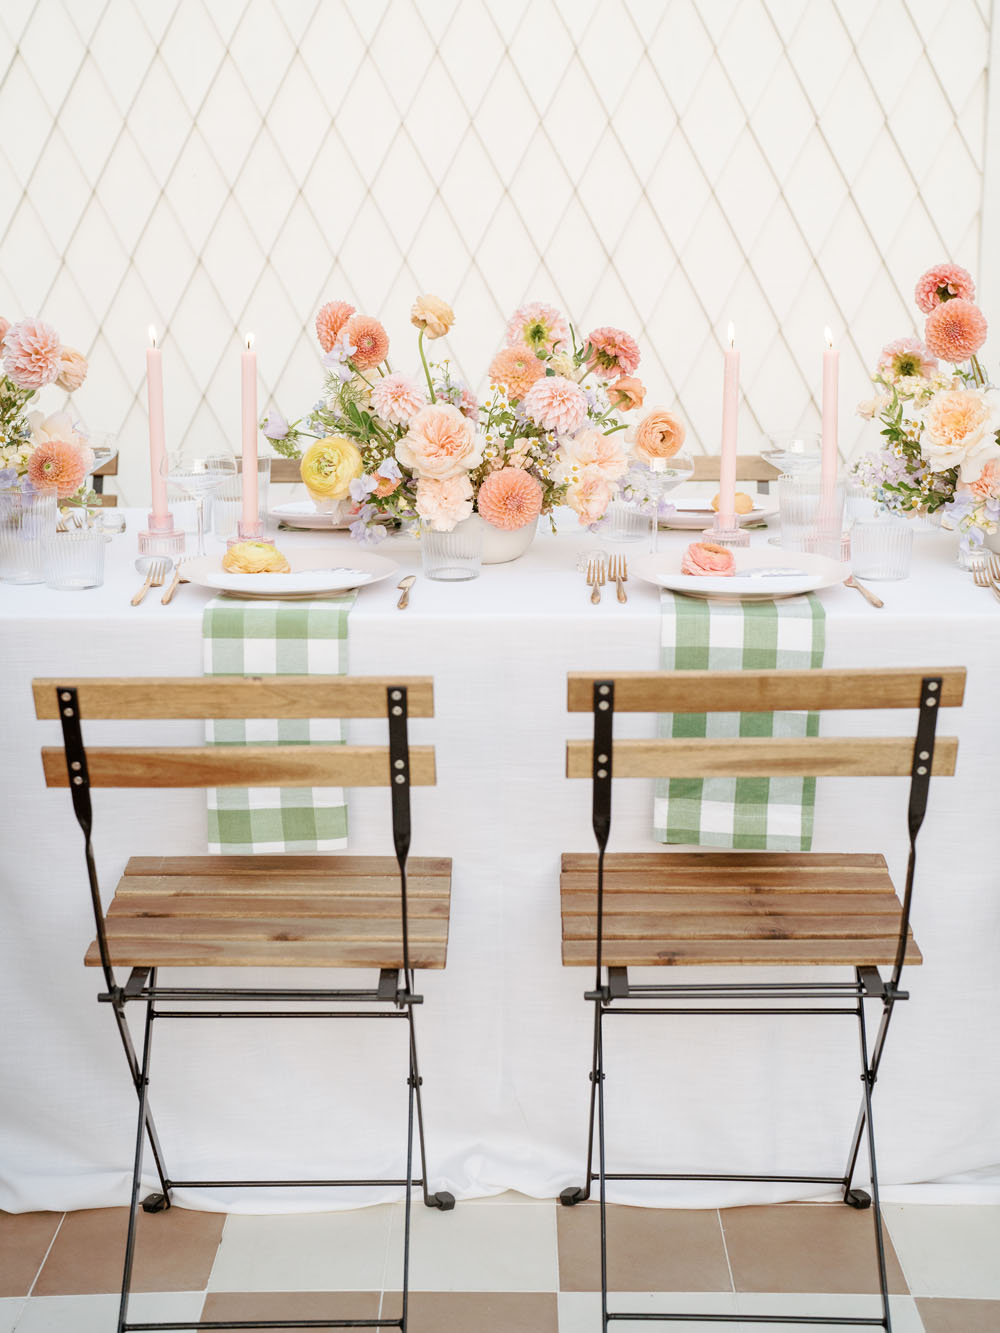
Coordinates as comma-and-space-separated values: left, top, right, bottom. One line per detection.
821, 326, 839, 497
241, 333, 258, 532
146, 327, 170, 526
717, 322, 739, 528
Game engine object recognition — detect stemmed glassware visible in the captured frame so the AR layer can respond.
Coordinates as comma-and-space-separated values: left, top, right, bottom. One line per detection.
161, 449, 237, 557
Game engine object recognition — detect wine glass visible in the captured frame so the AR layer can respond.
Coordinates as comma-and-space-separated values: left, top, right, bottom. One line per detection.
760, 431, 821, 475
162, 449, 237, 557
642, 450, 696, 550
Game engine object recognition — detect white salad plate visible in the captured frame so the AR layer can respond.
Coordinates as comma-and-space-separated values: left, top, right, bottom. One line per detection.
659, 500, 777, 530
181, 546, 398, 599
632, 547, 849, 601
269, 501, 353, 530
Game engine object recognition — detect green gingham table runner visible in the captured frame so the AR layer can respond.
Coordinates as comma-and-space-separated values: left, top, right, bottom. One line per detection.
202, 595, 356, 854
652, 590, 826, 851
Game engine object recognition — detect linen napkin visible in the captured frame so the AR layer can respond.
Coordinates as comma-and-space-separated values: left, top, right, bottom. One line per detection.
202, 595, 356, 854
652, 590, 826, 851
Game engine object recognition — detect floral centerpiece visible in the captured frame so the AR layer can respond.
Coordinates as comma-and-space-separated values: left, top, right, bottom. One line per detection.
265, 295, 649, 551
0, 315, 93, 502
854, 264, 1000, 553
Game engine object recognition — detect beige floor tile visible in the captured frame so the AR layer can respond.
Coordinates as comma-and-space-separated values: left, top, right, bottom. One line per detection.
383, 1291, 559, 1331
558, 1291, 739, 1331
721, 1203, 907, 1295
32, 1206, 224, 1296
736, 1291, 924, 1331
0, 1212, 62, 1298
916, 1296, 1000, 1331
201, 1290, 381, 1329
207, 1208, 393, 1292
386, 1198, 559, 1291
557, 1204, 731, 1293
885, 1204, 1000, 1299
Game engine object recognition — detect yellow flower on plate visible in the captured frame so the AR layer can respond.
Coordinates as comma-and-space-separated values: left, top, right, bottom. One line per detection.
300, 436, 364, 502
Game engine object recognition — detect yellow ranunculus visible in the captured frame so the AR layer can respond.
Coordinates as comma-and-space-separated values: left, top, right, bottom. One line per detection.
300, 436, 364, 501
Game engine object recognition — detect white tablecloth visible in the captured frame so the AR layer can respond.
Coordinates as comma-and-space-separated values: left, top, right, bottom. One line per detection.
2, 511, 999, 1214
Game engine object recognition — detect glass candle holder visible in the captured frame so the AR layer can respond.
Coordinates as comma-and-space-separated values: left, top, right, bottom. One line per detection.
778, 474, 845, 558
0, 486, 58, 584
44, 529, 108, 590
602, 497, 655, 546
850, 516, 914, 581
421, 522, 482, 581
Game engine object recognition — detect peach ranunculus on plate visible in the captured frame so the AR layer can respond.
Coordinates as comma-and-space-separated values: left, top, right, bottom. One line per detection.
0, 315, 93, 506
854, 261, 1000, 557
266, 294, 643, 538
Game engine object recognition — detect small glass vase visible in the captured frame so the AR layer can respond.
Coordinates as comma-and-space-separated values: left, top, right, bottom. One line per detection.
0, 486, 58, 584
421, 521, 483, 581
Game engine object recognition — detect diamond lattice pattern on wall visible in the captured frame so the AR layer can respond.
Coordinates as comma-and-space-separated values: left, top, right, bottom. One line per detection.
0, 0, 988, 503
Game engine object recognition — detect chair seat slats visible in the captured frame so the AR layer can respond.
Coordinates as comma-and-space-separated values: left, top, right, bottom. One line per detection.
86, 854, 452, 971
560, 852, 920, 968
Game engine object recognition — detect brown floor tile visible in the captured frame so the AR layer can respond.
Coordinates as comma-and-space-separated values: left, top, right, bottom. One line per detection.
916, 1297, 1000, 1332
34, 1205, 225, 1295
383, 1291, 558, 1331
202, 1291, 380, 1330
557, 1203, 731, 1292
0, 1211, 63, 1297
721, 1203, 907, 1295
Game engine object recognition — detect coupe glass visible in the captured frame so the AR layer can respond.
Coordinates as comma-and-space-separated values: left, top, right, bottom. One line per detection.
760, 431, 821, 475
162, 449, 237, 557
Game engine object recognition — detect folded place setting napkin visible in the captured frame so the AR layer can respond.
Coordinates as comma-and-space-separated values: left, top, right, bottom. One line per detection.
202, 594, 356, 854
652, 590, 826, 852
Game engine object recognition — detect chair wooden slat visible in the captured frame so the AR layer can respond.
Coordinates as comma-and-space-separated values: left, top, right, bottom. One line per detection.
567, 668, 966, 713
85, 938, 448, 969
561, 937, 921, 967
103, 916, 449, 943
563, 913, 911, 941
33, 676, 434, 719
269, 457, 301, 483
108, 893, 451, 919
93, 457, 118, 476
560, 850, 890, 873
43, 744, 436, 788
688, 454, 781, 482
565, 736, 958, 779
561, 891, 905, 917
121, 854, 451, 880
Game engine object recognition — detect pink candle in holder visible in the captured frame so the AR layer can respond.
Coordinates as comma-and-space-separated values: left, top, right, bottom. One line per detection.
138, 326, 185, 558
705, 321, 749, 547
821, 326, 839, 498
237, 332, 263, 541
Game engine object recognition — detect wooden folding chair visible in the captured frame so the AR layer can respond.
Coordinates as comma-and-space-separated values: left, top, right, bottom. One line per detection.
688, 454, 782, 491
558, 667, 965, 1333
34, 674, 455, 1333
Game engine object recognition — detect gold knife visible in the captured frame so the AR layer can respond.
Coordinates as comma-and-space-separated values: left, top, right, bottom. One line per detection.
396, 575, 416, 609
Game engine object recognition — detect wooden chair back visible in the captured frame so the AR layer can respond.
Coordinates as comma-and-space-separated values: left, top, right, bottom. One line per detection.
688, 455, 781, 484
566, 668, 964, 780
34, 676, 435, 791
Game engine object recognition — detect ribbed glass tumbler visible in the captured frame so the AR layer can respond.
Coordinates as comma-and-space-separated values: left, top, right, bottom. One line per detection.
0, 487, 58, 585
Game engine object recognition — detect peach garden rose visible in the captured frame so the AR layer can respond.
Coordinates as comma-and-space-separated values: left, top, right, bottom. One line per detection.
395, 403, 483, 480
630, 407, 686, 462
920, 389, 1000, 481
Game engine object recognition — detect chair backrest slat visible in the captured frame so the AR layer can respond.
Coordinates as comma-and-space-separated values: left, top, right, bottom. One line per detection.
689, 454, 782, 483
33, 676, 434, 720
567, 668, 965, 714
41, 743, 437, 789
566, 736, 958, 780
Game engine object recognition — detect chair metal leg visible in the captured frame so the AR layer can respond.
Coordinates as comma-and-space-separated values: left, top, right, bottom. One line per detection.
117, 995, 157, 1333
561, 1001, 600, 1207
842, 984, 899, 1210
407, 1011, 455, 1212
108, 976, 172, 1211
857, 1002, 893, 1333
596, 1007, 609, 1333
400, 1032, 417, 1333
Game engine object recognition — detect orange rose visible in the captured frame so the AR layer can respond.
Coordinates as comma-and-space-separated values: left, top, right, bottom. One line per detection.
633, 407, 685, 462
609, 375, 645, 411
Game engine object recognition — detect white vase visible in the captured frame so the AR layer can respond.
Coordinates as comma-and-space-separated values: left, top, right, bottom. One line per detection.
457, 514, 538, 564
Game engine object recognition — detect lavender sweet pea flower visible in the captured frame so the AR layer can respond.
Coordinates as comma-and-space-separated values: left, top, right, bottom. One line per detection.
261, 407, 289, 441
349, 475, 376, 503
375, 457, 401, 482
0, 467, 17, 486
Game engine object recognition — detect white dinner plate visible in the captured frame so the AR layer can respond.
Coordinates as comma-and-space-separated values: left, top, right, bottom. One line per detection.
181, 545, 398, 599
269, 501, 354, 530
632, 546, 849, 601
659, 500, 776, 530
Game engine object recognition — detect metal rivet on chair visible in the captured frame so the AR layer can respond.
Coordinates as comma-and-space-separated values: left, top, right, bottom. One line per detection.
919, 750, 930, 761
394, 759, 405, 769
598, 701, 609, 711
597, 768, 608, 779
392, 705, 403, 716
597, 753, 608, 764
927, 681, 939, 691
925, 697, 937, 706
394, 774, 405, 784
916, 765, 928, 775
72, 776, 83, 785
391, 690, 402, 700
599, 684, 610, 695
61, 691, 72, 701
70, 761, 81, 771
63, 707, 73, 717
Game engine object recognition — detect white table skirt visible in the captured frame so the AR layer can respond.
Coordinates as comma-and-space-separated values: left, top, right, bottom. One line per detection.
2, 511, 999, 1214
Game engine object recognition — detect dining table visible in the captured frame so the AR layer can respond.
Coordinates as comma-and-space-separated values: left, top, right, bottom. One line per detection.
2, 506, 999, 1215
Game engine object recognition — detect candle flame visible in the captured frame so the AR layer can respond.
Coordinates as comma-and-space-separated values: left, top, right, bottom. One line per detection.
245, 332, 255, 350
824, 326, 834, 348
148, 325, 158, 348
727, 321, 735, 346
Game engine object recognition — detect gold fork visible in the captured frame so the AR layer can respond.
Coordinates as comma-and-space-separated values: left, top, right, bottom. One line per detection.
988, 552, 1000, 585
586, 554, 605, 604
608, 553, 628, 603
972, 565, 1000, 602
131, 558, 168, 606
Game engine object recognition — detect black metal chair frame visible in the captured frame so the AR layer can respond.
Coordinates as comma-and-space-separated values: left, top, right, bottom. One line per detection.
559, 676, 945, 1332
54, 683, 454, 1333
